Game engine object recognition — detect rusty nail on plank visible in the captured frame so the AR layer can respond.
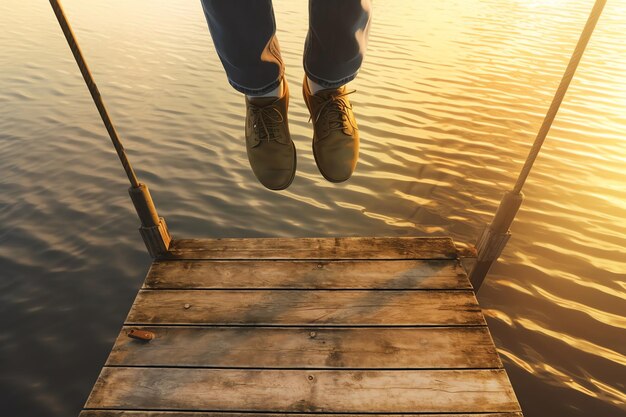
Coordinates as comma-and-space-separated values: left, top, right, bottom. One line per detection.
128, 329, 154, 341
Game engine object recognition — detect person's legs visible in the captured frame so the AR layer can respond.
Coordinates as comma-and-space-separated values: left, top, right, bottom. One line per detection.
200, 0, 284, 96
303, 0, 371, 183
304, 0, 372, 90
200, 0, 296, 190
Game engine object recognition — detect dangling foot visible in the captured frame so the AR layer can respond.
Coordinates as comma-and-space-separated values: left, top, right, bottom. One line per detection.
303, 76, 359, 183
245, 78, 296, 190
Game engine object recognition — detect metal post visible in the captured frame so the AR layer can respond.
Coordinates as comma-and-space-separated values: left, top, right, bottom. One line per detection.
49, 0, 171, 257
469, 0, 607, 290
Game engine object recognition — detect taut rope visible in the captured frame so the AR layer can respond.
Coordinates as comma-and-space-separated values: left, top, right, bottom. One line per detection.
470, 0, 608, 290
49, 0, 171, 257
49, 0, 140, 188
513, 0, 608, 194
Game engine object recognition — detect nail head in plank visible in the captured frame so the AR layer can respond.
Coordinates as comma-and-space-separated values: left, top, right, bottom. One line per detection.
126, 290, 484, 326
85, 368, 520, 413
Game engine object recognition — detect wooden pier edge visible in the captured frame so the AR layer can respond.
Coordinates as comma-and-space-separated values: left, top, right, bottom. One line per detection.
80, 237, 521, 416
81, 413, 524, 417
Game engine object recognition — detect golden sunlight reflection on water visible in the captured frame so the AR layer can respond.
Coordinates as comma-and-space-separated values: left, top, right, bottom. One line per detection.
0, 0, 625, 416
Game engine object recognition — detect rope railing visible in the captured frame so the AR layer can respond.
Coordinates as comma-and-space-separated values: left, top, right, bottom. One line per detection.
469, 0, 608, 290
49, 0, 171, 257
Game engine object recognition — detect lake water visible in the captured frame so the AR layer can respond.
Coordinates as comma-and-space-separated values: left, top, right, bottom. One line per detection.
1, 0, 625, 416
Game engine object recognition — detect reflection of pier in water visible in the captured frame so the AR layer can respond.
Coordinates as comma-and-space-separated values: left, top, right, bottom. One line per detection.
79, 236, 522, 416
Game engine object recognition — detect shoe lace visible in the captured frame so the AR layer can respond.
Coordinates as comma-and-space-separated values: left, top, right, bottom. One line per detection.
309, 90, 357, 131
249, 103, 284, 141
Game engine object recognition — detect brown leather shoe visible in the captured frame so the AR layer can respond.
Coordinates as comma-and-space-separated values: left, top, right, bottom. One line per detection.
245, 79, 296, 190
303, 76, 359, 183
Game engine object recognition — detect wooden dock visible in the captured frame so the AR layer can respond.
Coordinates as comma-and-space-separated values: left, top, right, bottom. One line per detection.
79, 237, 522, 417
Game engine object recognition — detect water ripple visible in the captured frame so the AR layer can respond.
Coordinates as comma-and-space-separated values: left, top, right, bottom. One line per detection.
1, 0, 625, 416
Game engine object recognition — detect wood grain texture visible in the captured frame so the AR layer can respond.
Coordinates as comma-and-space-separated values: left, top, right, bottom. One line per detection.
80, 235, 522, 416
145, 260, 468, 290
126, 290, 484, 326
161, 237, 458, 260
107, 326, 500, 368
80, 412, 523, 417
85, 368, 520, 413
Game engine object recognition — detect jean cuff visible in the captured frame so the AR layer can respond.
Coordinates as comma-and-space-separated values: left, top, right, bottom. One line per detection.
304, 67, 358, 89
228, 73, 284, 96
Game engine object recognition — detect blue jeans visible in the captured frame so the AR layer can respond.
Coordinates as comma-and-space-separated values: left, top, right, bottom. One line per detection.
200, 0, 372, 96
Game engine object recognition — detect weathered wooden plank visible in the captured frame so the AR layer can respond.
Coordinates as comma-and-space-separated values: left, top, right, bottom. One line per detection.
107, 326, 500, 368
80, 411, 524, 417
85, 368, 520, 413
126, 290, 484, 326
145, 260, 468, 290
162, 237, 458, 260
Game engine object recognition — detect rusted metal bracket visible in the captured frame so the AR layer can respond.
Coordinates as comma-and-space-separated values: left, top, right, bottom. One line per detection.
127, 329, 155, 341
